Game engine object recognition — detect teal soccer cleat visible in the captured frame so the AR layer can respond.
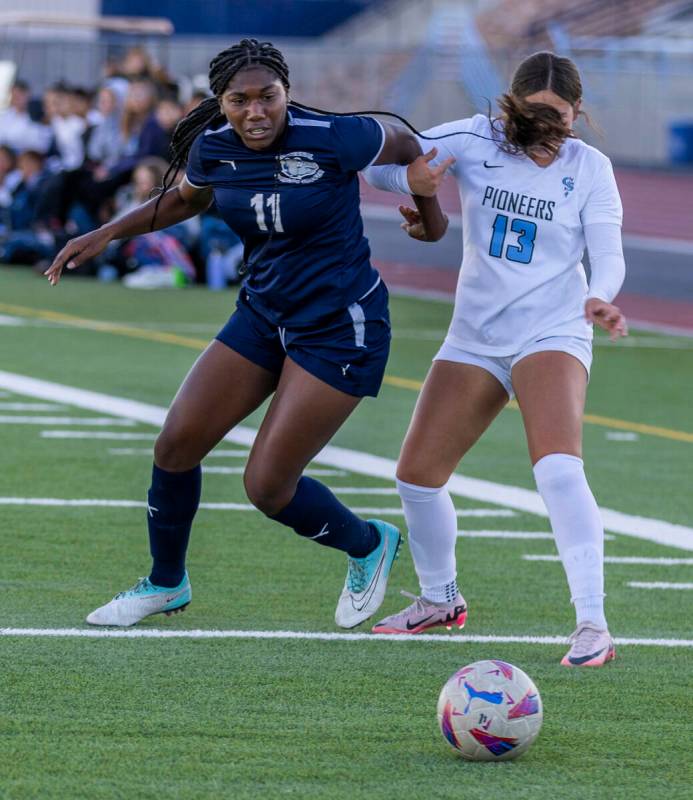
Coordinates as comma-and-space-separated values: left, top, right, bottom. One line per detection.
86, 573, 191, 627
335, 519, 402, 629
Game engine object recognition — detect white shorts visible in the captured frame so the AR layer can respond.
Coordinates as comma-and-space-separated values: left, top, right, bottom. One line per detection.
434, 335, 592, 400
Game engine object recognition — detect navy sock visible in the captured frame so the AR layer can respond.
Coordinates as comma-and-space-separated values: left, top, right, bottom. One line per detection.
147, 463, 201, 588
270, 476, 379, 557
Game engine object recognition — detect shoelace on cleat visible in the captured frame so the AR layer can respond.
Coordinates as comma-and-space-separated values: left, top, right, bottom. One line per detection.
114, 577, 150, 600
346, 559, 368, 593
387, 590, 432, 622
568, 624, 607, 656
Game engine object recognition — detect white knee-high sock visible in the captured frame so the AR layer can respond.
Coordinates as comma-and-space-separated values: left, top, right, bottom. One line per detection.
533, 453, 607, 629
396, 478, 458, 599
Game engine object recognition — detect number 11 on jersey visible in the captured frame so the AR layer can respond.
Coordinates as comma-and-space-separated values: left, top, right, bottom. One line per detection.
250, 193, 284, 233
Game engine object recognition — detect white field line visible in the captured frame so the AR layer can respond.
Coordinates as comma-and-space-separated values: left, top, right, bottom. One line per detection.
628, 581, 693, 590
206, 449, 251, 458
0, 402, 65, 411
0, 314, 25, 325
1, 370, 692, 551
203, 466, 346, 477
606, 432, 639, 441
43, 431, 157, 440
0, 497, 512, 517
0, 627, 691, 647
524, 555, 693, 566
0, 416, 136, 426
458, 530, 615, 540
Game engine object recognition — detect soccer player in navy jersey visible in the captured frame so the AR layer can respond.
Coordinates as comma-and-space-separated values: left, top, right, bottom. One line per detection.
45, 39, 450, 628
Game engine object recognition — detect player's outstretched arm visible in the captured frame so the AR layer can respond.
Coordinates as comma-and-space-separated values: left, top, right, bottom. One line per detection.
44, 179, 213, 286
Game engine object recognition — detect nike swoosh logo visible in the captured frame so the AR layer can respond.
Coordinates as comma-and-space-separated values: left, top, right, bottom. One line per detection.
483, 161, 503, 168
406, 614, 435, 630
568, 646, 606, 665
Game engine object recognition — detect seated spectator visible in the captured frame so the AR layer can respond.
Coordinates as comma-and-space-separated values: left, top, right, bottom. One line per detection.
88, 86, 128, 172
0, 150, 55, 265
104, 158, 196, 288
49, 83, 91, 170
0, 145, 21, 216
136, 96, 183, 162
120, 79, 158, 158
0, 79, 52, 154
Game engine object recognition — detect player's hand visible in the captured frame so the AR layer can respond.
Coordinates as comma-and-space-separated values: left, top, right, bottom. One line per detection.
406, 148, 455, 198
585, 297, 628, 341
399, 204, 448, 241
44, 228, 113, 286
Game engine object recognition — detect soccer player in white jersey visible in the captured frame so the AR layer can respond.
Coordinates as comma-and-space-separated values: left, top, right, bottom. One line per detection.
363, 52, 626, 667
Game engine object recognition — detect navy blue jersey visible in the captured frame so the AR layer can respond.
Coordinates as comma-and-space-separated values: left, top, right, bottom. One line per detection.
186, 105, 385, 326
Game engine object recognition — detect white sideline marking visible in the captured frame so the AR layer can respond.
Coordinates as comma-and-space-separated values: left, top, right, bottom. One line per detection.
0, 497, 512, 517
524, 555, 693, 566
0, 402, 65, 411
606, 432, 639, 441
1, 370, 691, 551
207, 449, 250, 458
0, 314, 25, 325
0, 416, 135, 426
628, 581, 693, 590
42, 431, 157, 440
458, 530, 615, 541
0, 627, 691, 647
331, 487, 398, 495
203, 466, 346, 477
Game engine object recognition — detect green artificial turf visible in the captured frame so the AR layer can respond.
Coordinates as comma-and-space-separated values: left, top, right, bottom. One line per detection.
1, 266, 691, 799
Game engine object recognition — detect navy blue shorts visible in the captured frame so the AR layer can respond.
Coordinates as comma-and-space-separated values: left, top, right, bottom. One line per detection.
216, 280, 391, 397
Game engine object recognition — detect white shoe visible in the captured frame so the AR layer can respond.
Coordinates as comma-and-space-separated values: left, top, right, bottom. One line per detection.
335, 520, 401, 629
561, 622, 615, 667
86, 573, 191, 627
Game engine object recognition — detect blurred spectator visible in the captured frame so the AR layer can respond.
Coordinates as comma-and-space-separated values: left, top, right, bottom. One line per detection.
0, 145, 20, 212
120, 45, 171, 88
48, 83, 91, 170
120, 80, 158, 157
136, 97, 183, 162
88, 86, 128, 172
0, 80, 52, 154
0, 150, 54, 265
107, 157, 196, 288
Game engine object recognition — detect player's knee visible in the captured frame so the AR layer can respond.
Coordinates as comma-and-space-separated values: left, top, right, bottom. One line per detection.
396, 458, 449, 489
154, 423, 199, 472
243, 466, 293, 516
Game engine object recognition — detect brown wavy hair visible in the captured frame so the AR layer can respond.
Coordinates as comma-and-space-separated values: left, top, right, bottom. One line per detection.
494, 51, 583, 158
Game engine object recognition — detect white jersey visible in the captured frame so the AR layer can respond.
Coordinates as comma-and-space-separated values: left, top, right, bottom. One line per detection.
420, 114, 623, 355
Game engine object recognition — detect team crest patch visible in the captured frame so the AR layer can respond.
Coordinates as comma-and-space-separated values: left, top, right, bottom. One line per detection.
278, 151, 324, 184
562, 176, 575, 197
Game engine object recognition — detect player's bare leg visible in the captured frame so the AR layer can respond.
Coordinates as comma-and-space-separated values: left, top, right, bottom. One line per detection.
512, 351, 614, 666
374, 361, 508, 634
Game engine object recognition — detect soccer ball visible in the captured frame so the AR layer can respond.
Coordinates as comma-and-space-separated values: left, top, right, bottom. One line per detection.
437, 659, 543, 761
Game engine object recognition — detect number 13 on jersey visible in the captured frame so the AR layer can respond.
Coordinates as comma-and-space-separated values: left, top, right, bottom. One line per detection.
489, 214, 536, 264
